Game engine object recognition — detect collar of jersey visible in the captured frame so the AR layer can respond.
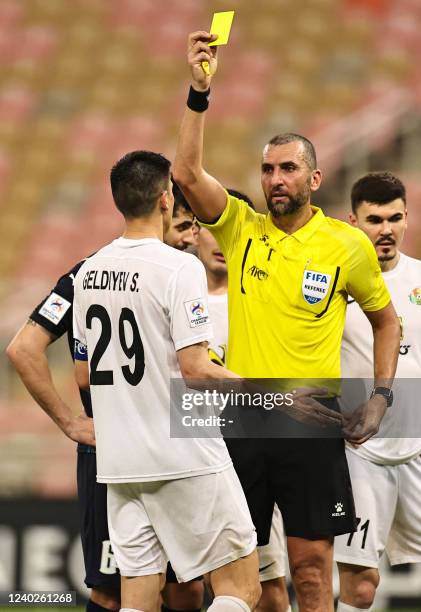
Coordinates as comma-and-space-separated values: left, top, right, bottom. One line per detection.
114, 237, 161, 247
265, 205, 325, 243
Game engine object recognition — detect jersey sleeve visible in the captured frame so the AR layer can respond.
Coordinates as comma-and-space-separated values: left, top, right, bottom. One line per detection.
168, 256, 214, 351
29, 269, 76, 338
199, 191, 255, 260
346, 230, 391, 311
72, 270, 88, 361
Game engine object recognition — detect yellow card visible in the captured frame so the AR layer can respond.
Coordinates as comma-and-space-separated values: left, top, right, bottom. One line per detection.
208, 11, 235, 46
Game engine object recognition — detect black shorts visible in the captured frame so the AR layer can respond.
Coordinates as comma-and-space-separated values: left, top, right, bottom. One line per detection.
225, 433, 357, 545
77, 449, 120, 591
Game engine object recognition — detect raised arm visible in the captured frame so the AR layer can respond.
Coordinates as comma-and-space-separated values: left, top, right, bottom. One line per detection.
6, 321, 95, 445
173, 31, 227, 223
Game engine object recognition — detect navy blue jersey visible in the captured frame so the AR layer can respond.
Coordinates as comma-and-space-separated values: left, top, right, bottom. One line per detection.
30, 259, 93, 422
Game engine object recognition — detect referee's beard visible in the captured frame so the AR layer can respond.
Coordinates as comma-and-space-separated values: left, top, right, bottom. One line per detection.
266, 181, 311, 218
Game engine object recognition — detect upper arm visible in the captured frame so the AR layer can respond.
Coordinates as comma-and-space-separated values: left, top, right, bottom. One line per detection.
175, 171, 227, 223
364, 301, 399, 331
346, 233, 390, 311
6, 321, 55, 363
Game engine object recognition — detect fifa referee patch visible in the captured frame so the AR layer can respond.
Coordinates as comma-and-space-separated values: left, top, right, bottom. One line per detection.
39, 292, 71, 325
302, 270, 332, 305
184, 298, 209, 328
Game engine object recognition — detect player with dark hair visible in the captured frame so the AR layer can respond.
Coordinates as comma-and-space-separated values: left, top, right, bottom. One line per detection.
6, 170, 225, 612
173, 31, 401, 612
335, 172, 421, 612
73, 150, 261, 612
164, 182, 198, 252
350, 171, 406, 214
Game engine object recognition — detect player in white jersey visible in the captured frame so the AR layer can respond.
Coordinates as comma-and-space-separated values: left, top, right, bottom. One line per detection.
197, 192, 291, 612
334, 172, 421, 611
73, 151, 261, 612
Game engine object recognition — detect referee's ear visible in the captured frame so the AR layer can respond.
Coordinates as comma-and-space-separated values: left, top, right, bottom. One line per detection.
310, 169, 322, 191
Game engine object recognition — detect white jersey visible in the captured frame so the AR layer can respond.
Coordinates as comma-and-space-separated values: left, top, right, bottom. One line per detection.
207, 293, 228, 365
341, 253, 421, 464
73, 237, 232, 483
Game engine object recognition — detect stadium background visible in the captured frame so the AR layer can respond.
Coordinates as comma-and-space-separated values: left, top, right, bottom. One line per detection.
0, 0, 420, 609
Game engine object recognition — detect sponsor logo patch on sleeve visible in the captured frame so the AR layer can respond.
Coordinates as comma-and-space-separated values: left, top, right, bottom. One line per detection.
184, 298, 209, 328
38, 292, 71, 325
74, 339, 88, 361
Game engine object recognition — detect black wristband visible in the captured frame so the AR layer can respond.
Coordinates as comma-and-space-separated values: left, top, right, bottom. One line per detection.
187, 86, 210, 112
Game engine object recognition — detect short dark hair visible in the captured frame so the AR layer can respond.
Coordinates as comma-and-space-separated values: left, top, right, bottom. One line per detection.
351, 172, 406, 213
172, 180, 193, 217
110, 150, 171, 219
227, 188, 255, 210
267, 133, 317, 170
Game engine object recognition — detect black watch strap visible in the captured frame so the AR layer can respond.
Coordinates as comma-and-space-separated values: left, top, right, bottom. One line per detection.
370, 386, 393, 407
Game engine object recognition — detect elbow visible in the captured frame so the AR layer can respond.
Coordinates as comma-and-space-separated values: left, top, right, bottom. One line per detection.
389, 311, 401, 338
75, 371, 90, 391
75, 363, 90, 390
394, 317, 401, 343
5, 341, 15, 364
76, 377, 90, 392
6, 338, 24, 368
179, 360, 208, 381
172, 166, 199, 191
180, 363, 198, 380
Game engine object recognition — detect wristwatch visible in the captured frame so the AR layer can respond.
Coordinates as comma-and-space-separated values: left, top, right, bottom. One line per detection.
370, 386, 393, 407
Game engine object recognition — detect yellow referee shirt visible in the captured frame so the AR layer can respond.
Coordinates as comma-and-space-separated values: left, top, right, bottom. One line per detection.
201, 193, 390, 381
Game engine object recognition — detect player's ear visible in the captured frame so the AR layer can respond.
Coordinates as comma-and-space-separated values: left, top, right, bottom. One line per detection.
349, 212, 358, 227
310, 169, 322, 192
159, 190, 170, 212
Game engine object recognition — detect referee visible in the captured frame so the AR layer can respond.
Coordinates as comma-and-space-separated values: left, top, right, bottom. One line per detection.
173, 31, 401, 612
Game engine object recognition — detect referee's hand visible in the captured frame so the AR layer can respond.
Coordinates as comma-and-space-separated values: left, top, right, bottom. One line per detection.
187, 31, 218, 90
65, 413, 96, 446
284, 388, 344, 428
342, 395, 387, 445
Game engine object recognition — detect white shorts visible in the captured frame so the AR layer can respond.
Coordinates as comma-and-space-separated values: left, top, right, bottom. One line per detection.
334, 450, 421, 567
258, 504, 287, 581
107, 465, 257, 582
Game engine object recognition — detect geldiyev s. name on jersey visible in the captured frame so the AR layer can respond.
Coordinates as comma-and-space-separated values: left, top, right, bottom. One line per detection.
82, 269, 140, 292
